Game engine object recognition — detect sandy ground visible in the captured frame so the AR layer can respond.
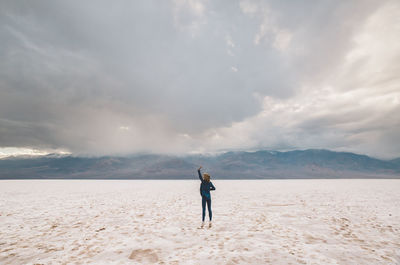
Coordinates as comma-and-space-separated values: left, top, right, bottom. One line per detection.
0, 179, 399, 265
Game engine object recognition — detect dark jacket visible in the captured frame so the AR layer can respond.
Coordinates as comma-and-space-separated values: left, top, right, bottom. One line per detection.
198, 169, 216, 199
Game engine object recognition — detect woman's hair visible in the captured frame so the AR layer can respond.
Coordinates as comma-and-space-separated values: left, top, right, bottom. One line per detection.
203, 173, 210, 182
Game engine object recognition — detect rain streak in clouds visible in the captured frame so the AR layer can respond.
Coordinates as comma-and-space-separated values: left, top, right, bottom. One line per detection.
0, 0, 399, 158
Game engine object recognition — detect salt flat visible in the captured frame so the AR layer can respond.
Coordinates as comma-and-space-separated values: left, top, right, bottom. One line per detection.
0, 179, 399, 265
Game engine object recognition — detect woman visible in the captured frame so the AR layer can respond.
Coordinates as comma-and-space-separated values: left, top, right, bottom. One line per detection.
197, 166, 216, 228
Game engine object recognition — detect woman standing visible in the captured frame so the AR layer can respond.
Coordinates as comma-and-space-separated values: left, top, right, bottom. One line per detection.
197, 166, 216, 228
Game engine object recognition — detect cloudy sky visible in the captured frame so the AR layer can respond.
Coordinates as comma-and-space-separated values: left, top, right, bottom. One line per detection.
0, 0, 399, 159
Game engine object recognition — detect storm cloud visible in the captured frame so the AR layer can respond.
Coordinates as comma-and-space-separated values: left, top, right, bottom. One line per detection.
0, 0, 399, 158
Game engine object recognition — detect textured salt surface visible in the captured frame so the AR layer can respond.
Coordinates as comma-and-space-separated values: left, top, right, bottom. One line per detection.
0, 179, 399, 264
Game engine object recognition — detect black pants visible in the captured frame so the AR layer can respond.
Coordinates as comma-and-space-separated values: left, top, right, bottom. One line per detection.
202, 196, 212, 221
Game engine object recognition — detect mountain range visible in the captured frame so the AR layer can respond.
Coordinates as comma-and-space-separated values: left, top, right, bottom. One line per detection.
0, 149, 399, 179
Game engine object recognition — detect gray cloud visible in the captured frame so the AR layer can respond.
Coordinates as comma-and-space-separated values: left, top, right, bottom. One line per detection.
0, 0, 399, 158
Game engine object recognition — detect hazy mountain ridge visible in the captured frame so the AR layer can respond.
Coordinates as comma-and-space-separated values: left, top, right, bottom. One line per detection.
0, 149, 399, 179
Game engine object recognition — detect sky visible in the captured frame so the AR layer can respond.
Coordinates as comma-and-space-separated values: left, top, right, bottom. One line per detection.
0, 0, 399, 159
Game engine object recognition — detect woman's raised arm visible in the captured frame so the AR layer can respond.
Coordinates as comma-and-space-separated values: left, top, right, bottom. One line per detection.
197, 166, 203, 181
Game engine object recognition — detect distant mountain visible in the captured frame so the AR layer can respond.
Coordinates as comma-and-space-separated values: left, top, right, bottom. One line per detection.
0, 149, 399, 179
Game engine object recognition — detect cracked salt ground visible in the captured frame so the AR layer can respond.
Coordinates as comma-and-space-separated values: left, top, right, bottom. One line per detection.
0, 179, 399, 264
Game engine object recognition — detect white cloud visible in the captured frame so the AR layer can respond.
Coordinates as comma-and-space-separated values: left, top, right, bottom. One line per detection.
172, 0, 208, 37
225, 34, 236, 56
118, 126, 130, 131
191, 1, 400, 158
0, 147, 69, 158
239, 0, 258, 16
272, 29, 292, 52
241, 1, 292, 52
225, 34, 235, 48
